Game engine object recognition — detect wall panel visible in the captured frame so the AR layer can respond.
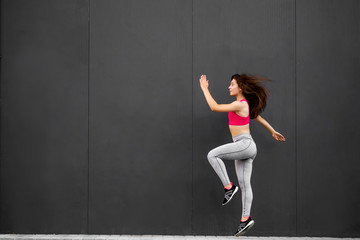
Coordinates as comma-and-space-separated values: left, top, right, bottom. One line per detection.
0, 0, 89, 233
88, 0, 193, 234
192, 0, 296, 236
296, 0, 360, 237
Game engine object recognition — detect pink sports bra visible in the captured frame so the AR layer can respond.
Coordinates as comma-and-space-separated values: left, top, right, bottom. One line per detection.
228, 99, 250, 126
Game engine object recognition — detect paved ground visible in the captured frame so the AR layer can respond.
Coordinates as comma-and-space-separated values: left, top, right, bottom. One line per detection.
0, 235, 359, 240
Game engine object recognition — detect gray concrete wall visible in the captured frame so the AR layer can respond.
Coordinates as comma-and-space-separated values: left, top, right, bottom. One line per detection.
1, 0, 359, 237
296, 0, 360, 236
1, 0, 89, 234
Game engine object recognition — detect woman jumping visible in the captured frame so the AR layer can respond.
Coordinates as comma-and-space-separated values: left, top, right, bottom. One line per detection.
199, 73, 285, 236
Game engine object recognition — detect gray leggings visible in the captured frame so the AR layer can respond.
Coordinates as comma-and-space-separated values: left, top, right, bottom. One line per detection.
207, 133, 257, 217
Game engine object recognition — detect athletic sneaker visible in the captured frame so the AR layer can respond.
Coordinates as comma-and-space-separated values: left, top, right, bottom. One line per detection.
234, 217, 255, 237
222, 184, 238, 205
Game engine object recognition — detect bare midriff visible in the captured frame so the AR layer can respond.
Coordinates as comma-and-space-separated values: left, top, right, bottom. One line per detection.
229, 124, 250, 137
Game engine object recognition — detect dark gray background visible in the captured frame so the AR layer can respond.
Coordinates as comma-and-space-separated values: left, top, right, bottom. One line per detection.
1, 0, 359, 237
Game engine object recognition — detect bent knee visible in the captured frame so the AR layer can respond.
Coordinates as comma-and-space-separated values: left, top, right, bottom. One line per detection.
207, 150, 217, 163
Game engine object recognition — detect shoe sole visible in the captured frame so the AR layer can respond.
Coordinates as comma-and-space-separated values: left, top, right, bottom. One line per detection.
222, 186, 239, 206
234, 220, 255, 237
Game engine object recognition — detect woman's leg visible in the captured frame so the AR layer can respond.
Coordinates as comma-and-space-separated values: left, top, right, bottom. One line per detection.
207, 139, 252, 187
207, 145, 230, 187
235, 158, 254, 219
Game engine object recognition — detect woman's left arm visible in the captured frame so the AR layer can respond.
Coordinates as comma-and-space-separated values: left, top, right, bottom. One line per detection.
254, 115, 286, 142
199, 75, 240, 112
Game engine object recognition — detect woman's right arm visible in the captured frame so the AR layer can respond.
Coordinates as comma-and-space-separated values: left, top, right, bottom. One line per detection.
254, 115, 286, 142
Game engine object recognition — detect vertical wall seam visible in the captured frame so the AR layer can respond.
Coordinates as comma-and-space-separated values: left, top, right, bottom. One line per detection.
294, 0, 298, 236
0, 0, 2, 231
87, 0, 91, 234
191, 0, 194, 234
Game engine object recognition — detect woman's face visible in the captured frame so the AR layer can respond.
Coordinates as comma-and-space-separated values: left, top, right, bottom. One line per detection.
229, 79, 241, 96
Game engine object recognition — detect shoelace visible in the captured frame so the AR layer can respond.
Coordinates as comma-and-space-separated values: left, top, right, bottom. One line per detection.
224, 190, 233, 200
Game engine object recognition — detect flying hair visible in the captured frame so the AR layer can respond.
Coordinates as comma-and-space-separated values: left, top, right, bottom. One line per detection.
231, 73, 271, 119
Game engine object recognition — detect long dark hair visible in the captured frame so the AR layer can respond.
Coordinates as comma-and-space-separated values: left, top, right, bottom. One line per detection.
231, 73, 270, 119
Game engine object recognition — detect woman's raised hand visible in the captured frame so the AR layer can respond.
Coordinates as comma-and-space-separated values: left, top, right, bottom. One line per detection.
199, 74, 209, 90
272, 131, 286, 142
